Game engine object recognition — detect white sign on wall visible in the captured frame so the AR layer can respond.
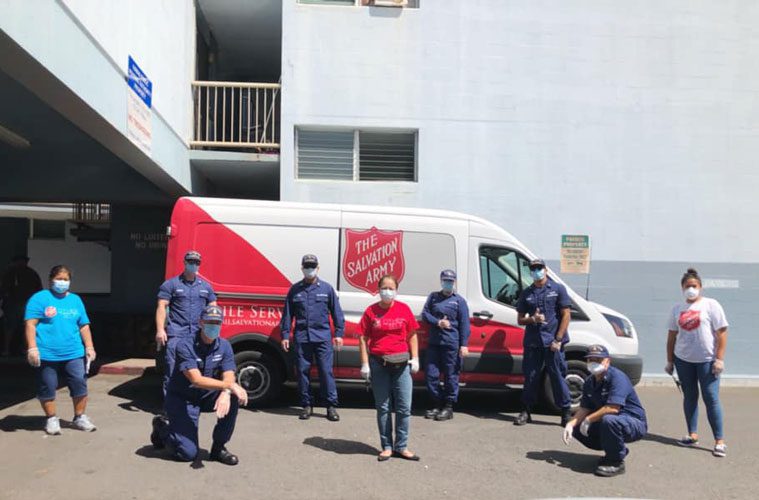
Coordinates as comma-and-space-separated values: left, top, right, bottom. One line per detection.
126, 56, 152, 155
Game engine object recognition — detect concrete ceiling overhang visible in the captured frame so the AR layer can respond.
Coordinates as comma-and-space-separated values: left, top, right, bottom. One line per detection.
197, 0, 282, 81
190, 150, 279, 200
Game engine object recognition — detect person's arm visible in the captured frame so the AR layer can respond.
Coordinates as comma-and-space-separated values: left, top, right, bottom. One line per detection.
567, 406, 591, 427
459, 298, 471, 356
555, 307, 570, 341
183, 368, 233, 391
329, 287, 345, 338
359, 335, 369, 365
714, 327, 727, 360
25, 319, 39, 350
79, 324, 95, 359
408, 331, 419, 359
280, 290, 293, 341
584, 404, 621, 423
155, 299, 169, 346
421, 294, 438, 325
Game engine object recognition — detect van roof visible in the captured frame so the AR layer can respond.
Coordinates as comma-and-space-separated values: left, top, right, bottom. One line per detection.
183, 196, 519, 245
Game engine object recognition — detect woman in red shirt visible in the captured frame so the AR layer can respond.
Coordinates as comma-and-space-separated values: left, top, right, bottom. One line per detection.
358, 275, 420, 461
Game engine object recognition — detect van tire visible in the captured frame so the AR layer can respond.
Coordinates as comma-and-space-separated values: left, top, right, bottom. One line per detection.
541, 359, 589, 413
235, 350, 282, 406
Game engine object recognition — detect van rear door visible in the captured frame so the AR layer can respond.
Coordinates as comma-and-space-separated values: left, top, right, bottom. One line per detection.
464, 238, 534, 385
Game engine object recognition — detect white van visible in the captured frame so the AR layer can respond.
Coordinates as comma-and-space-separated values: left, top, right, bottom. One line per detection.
165, 197, 643, 408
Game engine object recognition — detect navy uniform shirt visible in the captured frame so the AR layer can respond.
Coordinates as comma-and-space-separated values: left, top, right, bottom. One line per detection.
422, 291, 471, 348
157, 275, 217, 339
516, 278, 571, 348
168, 335, 236, 401
280, 279, 345, 343
581, 365, 647, 423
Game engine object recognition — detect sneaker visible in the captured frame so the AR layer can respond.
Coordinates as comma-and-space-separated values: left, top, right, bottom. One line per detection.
73, 414, 97, 432
45, 416, 61, 435
595, 460, 625, 477
677, 436, 699, 447
713, 443, 727, 458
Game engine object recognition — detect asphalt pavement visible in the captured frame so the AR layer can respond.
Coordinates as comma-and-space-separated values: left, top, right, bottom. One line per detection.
0, 368, 756, 500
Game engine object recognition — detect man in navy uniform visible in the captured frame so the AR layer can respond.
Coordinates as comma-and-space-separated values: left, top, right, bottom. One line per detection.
280, 254, 345, 421
156, 250, 217, 398
422, 269, 470, 421
515, 258, 572, 426
151, 305, 248, 465
562, 344, 647, 477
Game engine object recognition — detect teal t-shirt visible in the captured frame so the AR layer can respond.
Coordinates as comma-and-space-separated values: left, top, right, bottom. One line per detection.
25, 290, 90, 361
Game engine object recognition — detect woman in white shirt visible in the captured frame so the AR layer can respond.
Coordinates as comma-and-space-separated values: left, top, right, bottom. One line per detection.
665, 268, 728, 457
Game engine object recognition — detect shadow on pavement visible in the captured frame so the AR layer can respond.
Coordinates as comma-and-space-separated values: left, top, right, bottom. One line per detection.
0, 414, 46, 432
303, 436, 378, 456
643, 432, 713, 453
108, 372, 162, 415
135, 444, 210, 469
525, 449, 599, 474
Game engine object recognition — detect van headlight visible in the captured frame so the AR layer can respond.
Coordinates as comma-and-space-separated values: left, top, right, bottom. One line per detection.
603, 314, 634, 338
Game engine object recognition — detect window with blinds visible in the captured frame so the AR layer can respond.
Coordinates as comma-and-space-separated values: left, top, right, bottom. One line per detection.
296, 128, 417, 182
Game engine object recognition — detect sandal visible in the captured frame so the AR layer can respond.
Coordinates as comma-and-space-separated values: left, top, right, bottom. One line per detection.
377, 451, 392, 462
392, 450, 421, 461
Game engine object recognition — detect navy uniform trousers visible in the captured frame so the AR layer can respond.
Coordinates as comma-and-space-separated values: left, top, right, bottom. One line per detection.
425, 345, 461, 403
162, 390, 239, 461
522, 345, 571, 409
573, 414, 647, 462
294, 340, 338, 407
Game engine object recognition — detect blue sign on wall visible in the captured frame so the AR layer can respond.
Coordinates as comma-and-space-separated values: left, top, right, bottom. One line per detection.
127, 56, 152, 109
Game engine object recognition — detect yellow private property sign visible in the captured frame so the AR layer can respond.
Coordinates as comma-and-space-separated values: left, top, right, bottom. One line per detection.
560, 234, 590, 274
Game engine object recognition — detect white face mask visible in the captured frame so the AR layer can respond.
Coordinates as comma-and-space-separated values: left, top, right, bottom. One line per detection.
588, 362, 606, 375
683, 287, 700, 300
303, 268, 317, 280
379, 289, 396, 302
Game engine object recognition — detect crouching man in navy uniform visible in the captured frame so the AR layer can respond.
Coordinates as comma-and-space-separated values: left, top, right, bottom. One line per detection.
280, 254, 345, 422
151, 305, 248, 465
422, 269, 470, 421
515, 258, 572, 426
562, 344, 647, 477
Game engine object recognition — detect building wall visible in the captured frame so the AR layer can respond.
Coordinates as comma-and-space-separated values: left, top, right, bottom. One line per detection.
281, 1, 759, 374
61, 0, 196, 142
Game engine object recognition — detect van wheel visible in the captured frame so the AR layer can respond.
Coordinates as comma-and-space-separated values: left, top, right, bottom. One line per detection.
542, 359, 589, 413
235, 350, 282, 406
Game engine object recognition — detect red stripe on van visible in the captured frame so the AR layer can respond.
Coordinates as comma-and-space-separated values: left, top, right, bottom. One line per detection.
168, 198, 292, 293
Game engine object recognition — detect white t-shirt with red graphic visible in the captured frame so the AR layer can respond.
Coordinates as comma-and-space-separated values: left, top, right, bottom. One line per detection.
668, 297, 729, 363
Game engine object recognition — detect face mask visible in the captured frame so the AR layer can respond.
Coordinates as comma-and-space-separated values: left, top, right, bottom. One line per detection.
52, 280, 70, 294
588, 362, 606, 375
683, 287, 700, 300
379, 289, 396, 302
530, 268, 546, 281
441, 281, 454, 293
303, 268, 317, 279
185, 263, 200, 274
203, 323, 221, 340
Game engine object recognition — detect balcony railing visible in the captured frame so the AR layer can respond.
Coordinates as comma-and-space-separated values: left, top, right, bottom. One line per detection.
191, 81, 280, 151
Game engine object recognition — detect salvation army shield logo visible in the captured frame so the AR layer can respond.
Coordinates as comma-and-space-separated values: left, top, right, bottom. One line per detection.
342, 227, 405, 294
44, 306, 57, 318
678, 309, 701, 331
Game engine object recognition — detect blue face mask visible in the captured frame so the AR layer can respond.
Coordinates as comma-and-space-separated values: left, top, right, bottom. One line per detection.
185, 263, 200, 274
530, 268, 546, 281
441, 281, 455, 293
203, 323, 221, 340
52, 280, 70, 294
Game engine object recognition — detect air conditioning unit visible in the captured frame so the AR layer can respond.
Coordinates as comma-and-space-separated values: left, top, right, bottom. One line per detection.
373, 0, 408, 7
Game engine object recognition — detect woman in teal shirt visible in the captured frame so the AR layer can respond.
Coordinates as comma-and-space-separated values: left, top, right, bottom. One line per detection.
25, 265, 97, 435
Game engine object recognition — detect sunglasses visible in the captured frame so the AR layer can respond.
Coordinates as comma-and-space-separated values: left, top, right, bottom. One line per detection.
303, 264, 317, 269
185, 260, 201, 265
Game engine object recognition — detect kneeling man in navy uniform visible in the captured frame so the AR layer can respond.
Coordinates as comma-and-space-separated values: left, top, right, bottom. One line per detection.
151, 305, 248, 465
562, 344, 647, 477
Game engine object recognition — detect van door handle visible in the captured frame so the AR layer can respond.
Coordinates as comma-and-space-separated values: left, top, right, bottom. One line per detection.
473, 310, 493, 320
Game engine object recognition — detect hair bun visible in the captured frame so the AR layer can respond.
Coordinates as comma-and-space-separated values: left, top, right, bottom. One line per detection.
686, 268, 699, 275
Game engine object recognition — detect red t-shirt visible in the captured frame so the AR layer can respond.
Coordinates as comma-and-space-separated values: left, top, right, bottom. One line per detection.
358, 301, 420, 356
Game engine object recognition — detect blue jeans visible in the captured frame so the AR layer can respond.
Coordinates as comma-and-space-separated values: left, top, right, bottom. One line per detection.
369, 357, 412, 452
674, 356, 724, 440
37, 357, 88, 401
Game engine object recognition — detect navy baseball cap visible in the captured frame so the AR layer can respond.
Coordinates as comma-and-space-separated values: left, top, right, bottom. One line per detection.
584, 344, 610, 359
440, 269, 457, 280
528, 258, 546, 269
202, 305, 223, 322
301, 254, 319, 266
184, 250, 202, 262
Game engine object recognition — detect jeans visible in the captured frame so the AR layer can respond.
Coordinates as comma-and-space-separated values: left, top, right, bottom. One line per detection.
37, 357, 88, 400
369, 357, 412, 452
674, 356, 724, 440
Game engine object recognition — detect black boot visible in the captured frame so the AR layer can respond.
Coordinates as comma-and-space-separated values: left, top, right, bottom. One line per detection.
435, 403, 454, 421
595, 460, 625, 477
327, 406, 340, 422
425, 399, 442, 419
299, 406, 313, 420
150, 415, 168, 449
210, 444, 239, 466
514, 408, 532, 426
560, 407, 572, 427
